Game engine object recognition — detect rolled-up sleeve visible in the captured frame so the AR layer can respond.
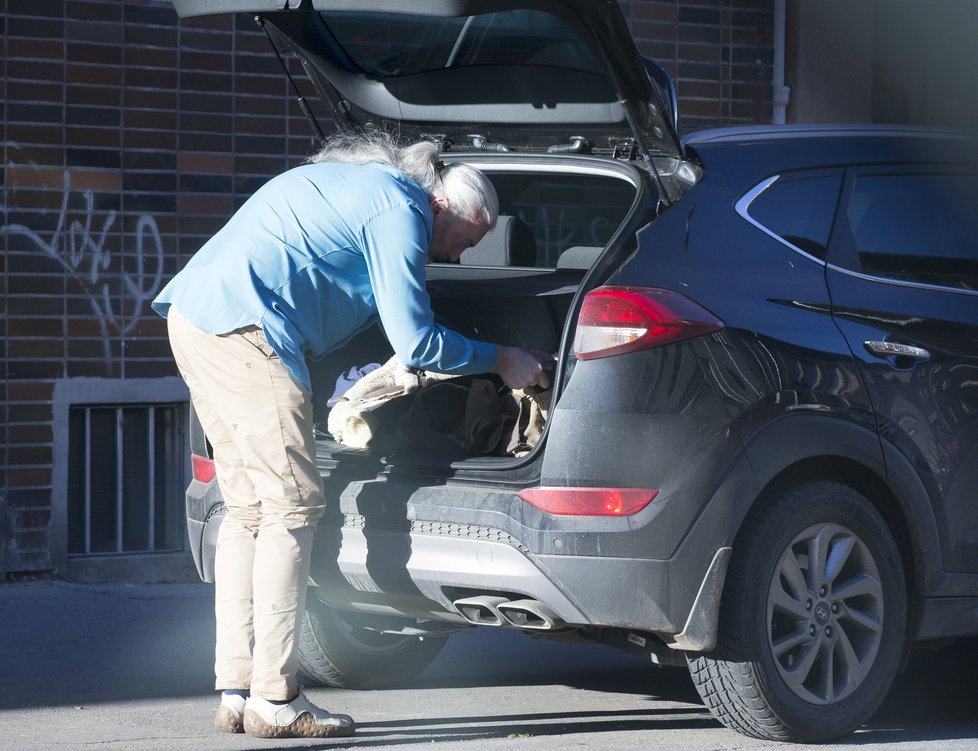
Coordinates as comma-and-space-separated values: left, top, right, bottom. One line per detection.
360, 206, 498, 375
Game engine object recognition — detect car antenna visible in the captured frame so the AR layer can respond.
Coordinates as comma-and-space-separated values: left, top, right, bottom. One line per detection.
255, 15, 326, 142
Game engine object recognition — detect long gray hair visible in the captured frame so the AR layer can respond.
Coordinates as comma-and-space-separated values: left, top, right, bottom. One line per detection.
309, 132, 498, 226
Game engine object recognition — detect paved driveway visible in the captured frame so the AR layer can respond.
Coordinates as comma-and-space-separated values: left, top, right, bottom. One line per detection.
1, 579, 976, 750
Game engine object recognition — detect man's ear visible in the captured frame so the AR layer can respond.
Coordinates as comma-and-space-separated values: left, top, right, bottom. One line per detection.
429, 195, 450, 214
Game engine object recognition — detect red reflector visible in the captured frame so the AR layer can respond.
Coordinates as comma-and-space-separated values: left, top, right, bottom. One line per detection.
192, 454, 216, 484
518, 486, 658, 516
574, 286, 723, 360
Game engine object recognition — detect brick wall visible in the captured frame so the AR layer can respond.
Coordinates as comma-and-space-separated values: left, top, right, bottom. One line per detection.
623, 0, 774, 131
0, 0, 772, 577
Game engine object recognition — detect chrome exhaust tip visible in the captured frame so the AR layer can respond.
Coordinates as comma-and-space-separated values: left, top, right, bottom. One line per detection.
497, 599, 563, 631
452, 595, 510, 626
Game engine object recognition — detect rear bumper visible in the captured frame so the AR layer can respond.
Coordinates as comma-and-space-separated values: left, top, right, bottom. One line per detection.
307, 511, 726, 641
189, 495, 715, 638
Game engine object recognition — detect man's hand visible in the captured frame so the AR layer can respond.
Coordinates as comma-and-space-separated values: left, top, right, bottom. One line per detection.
492, 345, 552, 390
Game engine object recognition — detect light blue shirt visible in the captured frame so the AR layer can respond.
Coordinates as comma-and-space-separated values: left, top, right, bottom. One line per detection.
152, 161, 498, 391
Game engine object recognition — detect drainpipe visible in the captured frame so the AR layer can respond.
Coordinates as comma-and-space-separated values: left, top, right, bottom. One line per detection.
772, 0, 791, 123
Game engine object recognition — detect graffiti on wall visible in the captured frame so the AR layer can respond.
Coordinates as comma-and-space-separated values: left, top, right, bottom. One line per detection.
1, 144, 165, 365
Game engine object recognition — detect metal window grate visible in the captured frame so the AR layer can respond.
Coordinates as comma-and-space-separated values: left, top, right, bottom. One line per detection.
67, 404, 187, 556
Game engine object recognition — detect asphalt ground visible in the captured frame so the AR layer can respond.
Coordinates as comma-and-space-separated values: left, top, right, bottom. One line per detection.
1, 578, 977, 750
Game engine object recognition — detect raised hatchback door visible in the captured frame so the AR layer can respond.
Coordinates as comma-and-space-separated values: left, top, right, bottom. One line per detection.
171, 0, 682, 164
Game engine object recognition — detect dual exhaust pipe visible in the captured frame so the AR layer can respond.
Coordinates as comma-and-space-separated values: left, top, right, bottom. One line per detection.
453, 595, 564, 631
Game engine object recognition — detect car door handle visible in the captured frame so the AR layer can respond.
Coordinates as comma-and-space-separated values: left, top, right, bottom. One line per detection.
864, 340, 931, 361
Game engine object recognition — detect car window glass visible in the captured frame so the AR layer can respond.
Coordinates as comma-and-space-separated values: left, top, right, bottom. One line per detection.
320, 10, 602, 77
492, 174, 634, 267
844, 172, 978, 291
749, 174, 842, 261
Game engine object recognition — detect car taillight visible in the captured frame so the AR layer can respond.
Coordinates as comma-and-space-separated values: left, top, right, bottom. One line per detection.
192, 454, 216, 484
517, 486, 658, 516
573, 286, 723, 360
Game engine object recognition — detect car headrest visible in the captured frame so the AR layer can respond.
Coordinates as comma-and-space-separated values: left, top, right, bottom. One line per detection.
556, 246, 602, 270
460, 215, 537, 267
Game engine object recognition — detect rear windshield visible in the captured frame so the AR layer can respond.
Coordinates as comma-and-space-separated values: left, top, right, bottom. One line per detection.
320, 9, 602, 77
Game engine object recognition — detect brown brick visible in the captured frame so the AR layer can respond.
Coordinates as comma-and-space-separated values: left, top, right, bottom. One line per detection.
632, 2, 679, 23
178, 193, 234, 216
7, 339, 65, 361
679, 79, 725, 99
6, 298, 66, 319
8, 404, 54, 422
124, 46, 178, 69
124, 67, 179, 89
6, 317, 66, 337
66, 319, 106, 337
9, 448, 54, 469
123, 23, 178, 48
177, 151, 233, 174
66, 20, 123, 45
67, 62, 123, 86
67, 42, 122, 66
122, 212, 177, 235
66, 1, 121, 23
70, 168, 124, 192
8, 424, 54, 445
123, 87, 178, 110
234, 154, 290, 175
4, 165, 66, 189
7, 382, 54, 402
66, 84, 121, 107
68, 339, 118, 359
123, 129, 177, 150
178, 215, 227, 236
7, 37, 65, 60
5, 122, 65, 145
178, 70, 233, 93
8, 361, 67, 380
65, 125, 122, 149
679, 41, 722, 63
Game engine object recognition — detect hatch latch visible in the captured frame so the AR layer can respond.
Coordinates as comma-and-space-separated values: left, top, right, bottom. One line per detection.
613, 139, 638, 161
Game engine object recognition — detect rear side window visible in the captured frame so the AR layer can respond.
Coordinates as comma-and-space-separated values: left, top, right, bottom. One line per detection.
747, 173, 842, 261
841, 172, 978, 291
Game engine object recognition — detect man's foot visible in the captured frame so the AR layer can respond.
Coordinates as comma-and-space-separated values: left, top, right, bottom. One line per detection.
243, 693, 356, 739
214, 691, 247, 734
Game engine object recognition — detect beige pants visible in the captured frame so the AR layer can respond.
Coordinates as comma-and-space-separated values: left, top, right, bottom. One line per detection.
167, 306, 324, 700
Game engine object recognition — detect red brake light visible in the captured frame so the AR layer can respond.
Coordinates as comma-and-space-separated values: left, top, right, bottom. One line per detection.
574, 286, 723, 360
518, 486, 658, 516
192, 454, 216, 484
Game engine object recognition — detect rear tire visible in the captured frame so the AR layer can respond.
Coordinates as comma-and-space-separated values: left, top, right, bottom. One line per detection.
687, 480, 907, 742
298, 594, 448, 689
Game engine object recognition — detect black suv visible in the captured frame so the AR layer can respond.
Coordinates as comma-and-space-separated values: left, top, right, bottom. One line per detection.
175, 0, 978, 742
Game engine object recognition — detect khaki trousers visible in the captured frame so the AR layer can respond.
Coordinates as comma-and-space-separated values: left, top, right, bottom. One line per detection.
167, 306, 324, 700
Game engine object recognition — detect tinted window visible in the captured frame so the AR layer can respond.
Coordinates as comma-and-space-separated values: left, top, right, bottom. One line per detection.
748, 173, 842, 261
322, 10, 601, 77
493, 174, 634, 267
844, 172, 978, 291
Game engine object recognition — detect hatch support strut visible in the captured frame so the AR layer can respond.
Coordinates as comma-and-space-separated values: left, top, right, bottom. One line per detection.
255, 15, 326, 142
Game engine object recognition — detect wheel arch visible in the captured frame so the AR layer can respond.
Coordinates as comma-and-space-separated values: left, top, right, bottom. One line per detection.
738, 415, 942, 608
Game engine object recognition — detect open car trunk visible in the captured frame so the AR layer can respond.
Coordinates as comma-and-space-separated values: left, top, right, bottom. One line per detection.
308, 154, 653, 487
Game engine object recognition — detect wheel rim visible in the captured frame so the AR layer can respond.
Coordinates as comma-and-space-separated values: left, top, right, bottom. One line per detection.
766, 521, 884, 705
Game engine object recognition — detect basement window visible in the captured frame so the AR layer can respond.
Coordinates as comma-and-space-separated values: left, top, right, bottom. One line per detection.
67, 404, 187, 556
